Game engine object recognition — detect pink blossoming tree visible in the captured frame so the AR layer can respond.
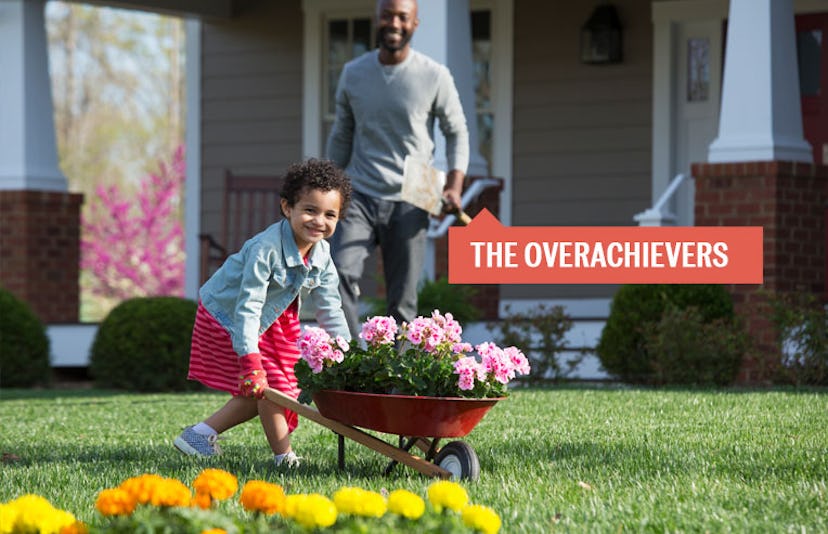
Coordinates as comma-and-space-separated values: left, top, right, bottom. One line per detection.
81, 145, 185, 301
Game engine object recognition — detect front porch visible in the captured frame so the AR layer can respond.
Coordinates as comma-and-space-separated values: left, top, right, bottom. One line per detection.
2, 0, 826, 385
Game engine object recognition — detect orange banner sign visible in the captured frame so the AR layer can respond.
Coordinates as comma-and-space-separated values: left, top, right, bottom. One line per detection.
448, 209, 763, 284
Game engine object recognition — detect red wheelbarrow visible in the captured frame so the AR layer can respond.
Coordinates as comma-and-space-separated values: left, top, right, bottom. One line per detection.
264, 388, 502, 480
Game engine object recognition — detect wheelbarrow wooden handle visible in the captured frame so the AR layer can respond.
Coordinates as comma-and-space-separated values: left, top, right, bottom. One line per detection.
440, 197, 471, 225
455, 209, 472, 225
263, 388, 452, 479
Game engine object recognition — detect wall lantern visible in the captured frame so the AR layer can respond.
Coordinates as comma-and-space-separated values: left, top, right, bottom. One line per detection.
580, 4, 623, 64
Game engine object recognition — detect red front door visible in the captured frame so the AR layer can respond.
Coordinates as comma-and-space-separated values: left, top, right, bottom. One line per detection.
797, 13, 828, 165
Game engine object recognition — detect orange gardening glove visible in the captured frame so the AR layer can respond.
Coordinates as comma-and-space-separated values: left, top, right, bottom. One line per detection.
238, 353, 268, 399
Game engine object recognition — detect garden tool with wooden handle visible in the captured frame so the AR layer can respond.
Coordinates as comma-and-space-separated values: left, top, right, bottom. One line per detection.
401, 155, 472, 225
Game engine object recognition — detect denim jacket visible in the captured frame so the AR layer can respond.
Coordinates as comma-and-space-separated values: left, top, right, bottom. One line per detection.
200, 219, 350, 356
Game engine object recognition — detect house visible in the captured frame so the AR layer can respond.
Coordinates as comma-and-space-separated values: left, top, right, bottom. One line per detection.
1, 0, 825, 382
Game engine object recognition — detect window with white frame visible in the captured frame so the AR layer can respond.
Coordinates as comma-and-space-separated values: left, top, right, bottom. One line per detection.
322, 15, 374, 145
306, 0, 505, 181
471, 8, 493, 173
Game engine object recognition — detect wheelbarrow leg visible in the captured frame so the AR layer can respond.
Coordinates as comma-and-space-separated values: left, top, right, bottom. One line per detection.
337, 433, 345, 470
383, 436, 421, 476
424, 438, 441, 461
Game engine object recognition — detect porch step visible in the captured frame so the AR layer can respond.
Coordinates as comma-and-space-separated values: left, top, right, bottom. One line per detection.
47, 312, 611, 380
463, 317, 608, 381
48, 323, 98, 367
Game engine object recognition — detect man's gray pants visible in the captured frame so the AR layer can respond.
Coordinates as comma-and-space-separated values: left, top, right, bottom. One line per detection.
329, 190, 429, 338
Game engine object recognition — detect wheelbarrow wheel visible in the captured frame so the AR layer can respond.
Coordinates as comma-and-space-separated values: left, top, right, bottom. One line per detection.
434, 441, 480, 481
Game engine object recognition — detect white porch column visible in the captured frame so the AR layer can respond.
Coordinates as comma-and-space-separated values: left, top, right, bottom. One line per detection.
707, 0, 812, 163
412, 0, 487, 176
0, 0, 67, 190
183, 18, 202, 300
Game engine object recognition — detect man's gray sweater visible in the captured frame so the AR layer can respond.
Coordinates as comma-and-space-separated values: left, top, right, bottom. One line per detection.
326, 49, 470, 200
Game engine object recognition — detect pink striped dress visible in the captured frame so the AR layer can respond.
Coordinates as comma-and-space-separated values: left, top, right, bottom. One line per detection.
188, 299, 301, 432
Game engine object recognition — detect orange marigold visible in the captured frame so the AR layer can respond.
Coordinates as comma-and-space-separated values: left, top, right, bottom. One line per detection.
59, 520, 89, 534
95, 488, 137, 517
192, 492, 213, 510
119, 474, 166, 505
149, 478, 192, 508
239, 480, 286, 515
117, 474, 191, 508
193, 469, 238, 501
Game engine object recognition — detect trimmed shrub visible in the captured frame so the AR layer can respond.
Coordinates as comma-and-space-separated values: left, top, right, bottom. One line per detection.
90, 296, 199, 391
641, 305, 747, 386
0, 287, 51, 388
489, 304, 581, 383
416, 276, 480, 324
769, 291, 828, 386
596, 284, 735, 384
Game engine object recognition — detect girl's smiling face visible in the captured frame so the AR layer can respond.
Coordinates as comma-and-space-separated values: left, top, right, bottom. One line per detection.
281, 187, 342, 255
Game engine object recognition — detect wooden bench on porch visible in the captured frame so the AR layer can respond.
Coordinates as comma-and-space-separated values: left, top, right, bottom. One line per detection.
199, 169, 285, 285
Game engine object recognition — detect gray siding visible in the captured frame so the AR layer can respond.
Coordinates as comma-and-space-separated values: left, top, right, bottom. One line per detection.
503, 0, 653, 302
199, 0, 303, 244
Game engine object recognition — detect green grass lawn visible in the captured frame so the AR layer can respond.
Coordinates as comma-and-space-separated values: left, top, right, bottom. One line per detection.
1, 386, 826, 532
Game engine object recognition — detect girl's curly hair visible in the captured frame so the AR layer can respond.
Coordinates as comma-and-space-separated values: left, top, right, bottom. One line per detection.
280, 159, 352, 217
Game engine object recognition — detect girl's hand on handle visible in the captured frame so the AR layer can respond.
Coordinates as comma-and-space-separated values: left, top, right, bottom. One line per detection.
238, 353, 268, 399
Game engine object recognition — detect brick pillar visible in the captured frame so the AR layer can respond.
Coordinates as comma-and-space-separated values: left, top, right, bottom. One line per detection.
0, 190, 84, 322
692, 160, 828, 383
434, 176, 503, 320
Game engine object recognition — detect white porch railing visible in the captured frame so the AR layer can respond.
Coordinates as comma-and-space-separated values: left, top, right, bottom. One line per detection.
633, 173, 692, 226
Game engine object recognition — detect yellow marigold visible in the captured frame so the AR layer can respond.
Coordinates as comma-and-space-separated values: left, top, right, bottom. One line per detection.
462, 504, 502, 534
239, 480, 286, 515
427, 480, 469, 513
282, 494, 302, 518
2, 494, 78, 534
284, 494, 337, 529
387, 489, 425, 520
332, 487, 386, 518
282, 494, 300, 519
0, 502, 19, 534
38, 508, 78, 534
95, 488, 137, 517
193, 469, 238, 501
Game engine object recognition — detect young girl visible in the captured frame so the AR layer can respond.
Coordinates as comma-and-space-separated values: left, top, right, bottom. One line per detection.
174, 159, 352, 467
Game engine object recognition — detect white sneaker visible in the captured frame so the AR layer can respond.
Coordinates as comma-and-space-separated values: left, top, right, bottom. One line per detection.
274, 451, 301, 468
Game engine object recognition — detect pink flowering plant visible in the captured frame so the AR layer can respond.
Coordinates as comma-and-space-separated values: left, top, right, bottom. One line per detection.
295, 310, 530, 403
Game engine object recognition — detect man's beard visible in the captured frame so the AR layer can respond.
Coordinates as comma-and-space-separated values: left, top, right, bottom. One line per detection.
377, 27, 412, 52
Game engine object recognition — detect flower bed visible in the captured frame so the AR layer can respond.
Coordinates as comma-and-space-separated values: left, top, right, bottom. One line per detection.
295, 311, 530, 403
0, 469, 501, 533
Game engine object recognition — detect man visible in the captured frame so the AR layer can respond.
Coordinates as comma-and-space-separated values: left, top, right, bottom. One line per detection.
326, 0, 470, 337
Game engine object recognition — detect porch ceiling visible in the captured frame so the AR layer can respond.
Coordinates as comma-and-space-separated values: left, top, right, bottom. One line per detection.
68, 0, 251, 19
